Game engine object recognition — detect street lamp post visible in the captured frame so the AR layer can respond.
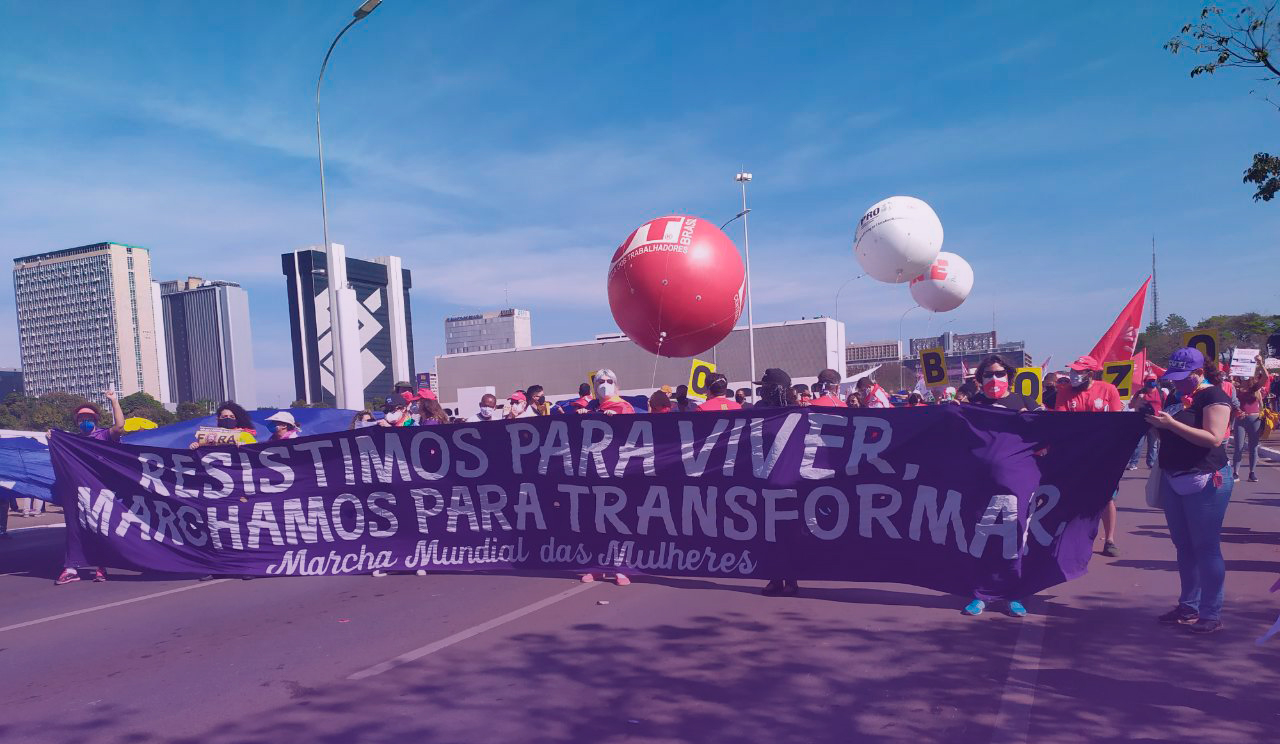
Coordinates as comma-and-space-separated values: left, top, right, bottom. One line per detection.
898, 305, 924, 390
735, 172, 757, 396
316, 0, 381, 408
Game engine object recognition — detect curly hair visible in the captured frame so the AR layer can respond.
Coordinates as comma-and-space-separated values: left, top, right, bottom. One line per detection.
215, 400, 254, 429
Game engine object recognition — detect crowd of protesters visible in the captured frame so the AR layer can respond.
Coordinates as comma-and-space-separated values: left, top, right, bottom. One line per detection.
12, 345, 1274, 635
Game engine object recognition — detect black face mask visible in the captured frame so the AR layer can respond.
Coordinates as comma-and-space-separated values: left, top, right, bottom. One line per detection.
218, 417, 237, 428
761, 385, 785, 406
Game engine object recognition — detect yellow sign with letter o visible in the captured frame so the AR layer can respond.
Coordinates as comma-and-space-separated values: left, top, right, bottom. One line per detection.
1013, 367, 1042, 406
687, 358, 716, 401
1180, 329, 1219, 365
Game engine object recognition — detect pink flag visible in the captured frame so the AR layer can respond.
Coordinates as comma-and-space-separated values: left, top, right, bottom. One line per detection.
1088, 277, 1150, 365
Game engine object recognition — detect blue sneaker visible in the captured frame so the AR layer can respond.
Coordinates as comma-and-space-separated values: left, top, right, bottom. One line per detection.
1006, 600, 1028, 618
963, 599, 985, 616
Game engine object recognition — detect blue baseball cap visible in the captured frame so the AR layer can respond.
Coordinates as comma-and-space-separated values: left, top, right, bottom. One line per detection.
1162, 347, 1205, 381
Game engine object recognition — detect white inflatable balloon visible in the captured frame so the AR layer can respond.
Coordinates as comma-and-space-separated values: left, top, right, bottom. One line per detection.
909, 252, 973, 312
853, 196, 944, 284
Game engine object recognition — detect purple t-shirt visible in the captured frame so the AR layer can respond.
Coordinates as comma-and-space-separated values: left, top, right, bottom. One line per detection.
86, 427, 121, 442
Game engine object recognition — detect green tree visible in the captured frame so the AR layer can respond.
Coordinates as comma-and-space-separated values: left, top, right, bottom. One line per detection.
289, 399, 309, 409
119, 391, 176, 426
1166, 3, 1280, 201
175, 402, 206, 422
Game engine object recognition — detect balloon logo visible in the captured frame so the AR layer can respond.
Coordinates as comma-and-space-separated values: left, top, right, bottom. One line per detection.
909, 251, 973, 312
854, 196, 943, 283
607, 215, 744, 357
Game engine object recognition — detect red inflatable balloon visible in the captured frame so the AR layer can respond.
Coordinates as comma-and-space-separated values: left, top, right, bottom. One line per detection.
608, 215, 745, 357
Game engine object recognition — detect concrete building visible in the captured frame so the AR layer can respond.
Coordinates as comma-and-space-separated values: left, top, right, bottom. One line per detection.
845, 339, 902, 375
436, 317, 845, 415
445, 308, 532, 354
0, 368, 22, 400
13, 242, 163, 400
902, 330, 1030, 381
159, 277, 256, 408
282, 247, 414, 406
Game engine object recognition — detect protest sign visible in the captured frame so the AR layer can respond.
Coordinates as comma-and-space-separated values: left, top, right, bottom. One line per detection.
919, 348, 947, 386
51, 407, 1146, 601
1229, 348, 1259, 378
1181, 329, 1219, 364
687, 359, 716, 402
195, 427, 250, 446
1013, 367, 1043, 406
1102, 360, 1134, 399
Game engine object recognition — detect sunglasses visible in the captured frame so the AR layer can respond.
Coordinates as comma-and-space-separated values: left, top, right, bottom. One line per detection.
979, 370, 1008, 380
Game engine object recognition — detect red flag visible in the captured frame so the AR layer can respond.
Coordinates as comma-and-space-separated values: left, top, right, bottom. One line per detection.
1088, 277, 1150, 364
1133, 349, 1166, 379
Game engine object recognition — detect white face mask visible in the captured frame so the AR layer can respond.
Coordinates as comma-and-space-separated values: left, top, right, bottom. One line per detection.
596, 379, 617, 398
356, 419, 376, 428
478, 406, 496, 419
509, 401, 527, 415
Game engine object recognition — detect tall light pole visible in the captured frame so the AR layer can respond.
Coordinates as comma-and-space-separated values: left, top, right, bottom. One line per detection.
735, 171, 757, 395
898, 305, 925, 390
316, 0, 381, 408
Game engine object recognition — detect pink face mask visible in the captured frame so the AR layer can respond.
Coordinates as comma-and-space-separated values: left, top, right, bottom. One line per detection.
982, 378, 1010, 398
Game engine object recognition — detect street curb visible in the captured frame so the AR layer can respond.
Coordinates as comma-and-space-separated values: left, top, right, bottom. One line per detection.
1262, 445, 1280, 464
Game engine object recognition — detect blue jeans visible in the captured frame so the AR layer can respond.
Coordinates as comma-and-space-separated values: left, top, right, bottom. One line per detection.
1128, 430, 1159, 467
1161, 464, 1233, 621
1232, 414, 1261, 476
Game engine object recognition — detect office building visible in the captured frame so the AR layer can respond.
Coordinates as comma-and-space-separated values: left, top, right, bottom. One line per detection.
445, 308, 532, 354
13, 242, 163, 400
0, 368, 22, 400
436, 317, 845, 414
282, 246, 415, 406
159, 277, 256, 408
903, 330, 1030, 381
845, 339, 902, 375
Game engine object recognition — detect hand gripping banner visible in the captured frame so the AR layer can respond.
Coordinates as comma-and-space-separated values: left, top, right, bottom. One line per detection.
49, 406, 1146, 601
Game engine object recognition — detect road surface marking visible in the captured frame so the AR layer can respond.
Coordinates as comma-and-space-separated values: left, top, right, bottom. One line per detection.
990, 612, 1047, 744
348, 581, 600, 680
0, 580, 229, 634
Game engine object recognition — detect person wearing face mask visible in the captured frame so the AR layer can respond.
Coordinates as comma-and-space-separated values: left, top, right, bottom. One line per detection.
672, 385, 696, 412
1127, 374, 1164, 470
190, 400, 257, 449
1041, 373, 1059, 410
469, 394, 501, 422
505, 391, 534, 419
381, 396, 410, 427
962, 356, 1041, 617
752, 368, 801, 596
55, 391, 125, 585
1146, 348, 1234, 634
810, 369, 845, 407
525, 385, 551, 416
1054, 355, 1124, 558
413, 389, 449, 425
970, 355, 1041, 412
266, 411, 301, 441
399, 391, 422, 426
855, 376, 892, 409
697, 374, 741, 411
593, 369, 635, 415
350, 410, 377, 429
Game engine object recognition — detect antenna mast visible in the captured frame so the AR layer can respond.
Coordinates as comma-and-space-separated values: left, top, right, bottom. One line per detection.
1151, 236, 1159, 326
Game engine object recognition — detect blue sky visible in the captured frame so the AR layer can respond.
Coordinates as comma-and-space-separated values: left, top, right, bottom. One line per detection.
2, 0, 1277, 405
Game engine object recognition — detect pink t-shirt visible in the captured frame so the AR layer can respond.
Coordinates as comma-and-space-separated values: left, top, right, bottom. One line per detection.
810, 394, 844, 407
697, 396, 742, 412
1055, 380, 1123, 413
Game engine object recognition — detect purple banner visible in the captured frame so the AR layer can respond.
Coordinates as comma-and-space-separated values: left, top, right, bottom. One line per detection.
49, 407, 1146, 600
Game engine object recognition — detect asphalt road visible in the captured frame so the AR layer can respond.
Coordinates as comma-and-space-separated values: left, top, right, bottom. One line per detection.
2, 464, 1278, 744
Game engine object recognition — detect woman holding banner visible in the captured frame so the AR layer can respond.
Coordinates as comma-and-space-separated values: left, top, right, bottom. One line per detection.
962, 355, 1040, 617
55, 391, 124, 585
1146, 347, 1234, 635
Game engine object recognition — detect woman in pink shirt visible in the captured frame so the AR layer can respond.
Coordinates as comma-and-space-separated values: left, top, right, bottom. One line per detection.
1232, 355, 1269, 483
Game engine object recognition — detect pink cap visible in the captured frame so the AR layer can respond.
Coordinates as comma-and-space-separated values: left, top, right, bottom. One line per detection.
416, 388, 437, 401
400, 391, 416, 403
1068, 355, 1101, 372
508, 391, 526, 402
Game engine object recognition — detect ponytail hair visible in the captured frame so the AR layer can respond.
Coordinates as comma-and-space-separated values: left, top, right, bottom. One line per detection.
1203, 360, 1224, 386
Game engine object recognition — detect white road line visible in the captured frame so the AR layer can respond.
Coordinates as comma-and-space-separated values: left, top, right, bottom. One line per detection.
348, 581, 601, 681
990, 613, 1048, 744
0, 580, 229, 634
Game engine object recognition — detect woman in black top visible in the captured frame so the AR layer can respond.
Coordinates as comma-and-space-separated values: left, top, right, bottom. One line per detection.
1145, 348, 1233, 634
962, 355, 1041, 618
